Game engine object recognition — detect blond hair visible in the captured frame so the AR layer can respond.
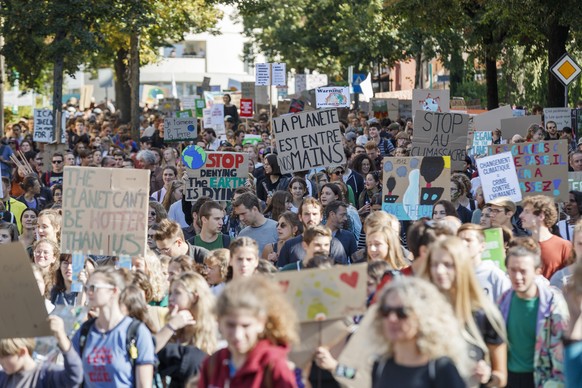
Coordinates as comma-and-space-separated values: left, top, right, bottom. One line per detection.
169, 272, 218, 354
138, 248, 167, 302
204, 248, 230, 280
0, 338, 35, 357
375, 277, 472, 380
366, 225, 407, 269
423, 237, 507, 356
37, 209, 62, 242
216, 275, 299, 346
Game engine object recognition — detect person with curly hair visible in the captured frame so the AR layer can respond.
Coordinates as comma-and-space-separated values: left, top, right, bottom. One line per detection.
372, 277, 470, 387
199, 276, 299, 387
358, 171, 382, 215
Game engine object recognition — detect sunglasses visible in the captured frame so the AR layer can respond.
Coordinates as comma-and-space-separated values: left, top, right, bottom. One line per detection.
52, 160, 63, 164
84, 283, 115, 293
379, 305, 409, 320
333, 170, 345, 175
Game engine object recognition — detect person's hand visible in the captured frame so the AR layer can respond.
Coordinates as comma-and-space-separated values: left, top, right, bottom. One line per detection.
314, 346, 338, 372
358, 203, 370, 215
267, 251, 278, 263
78, 269, 88, 285
168, 305, 196, 330
48, 315, 71, 352
474, 360, 491, 385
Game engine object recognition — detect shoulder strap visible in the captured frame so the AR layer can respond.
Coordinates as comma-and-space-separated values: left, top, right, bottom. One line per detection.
222, 234, 231, 248
126, 318, 141, 364
428, 358, 436, 384
78, 317, 97, 358
262, 361, 274, 388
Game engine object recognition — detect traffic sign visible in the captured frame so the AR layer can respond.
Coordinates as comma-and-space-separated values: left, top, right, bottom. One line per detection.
353, 73, 365, 93
551, 53, 581, 86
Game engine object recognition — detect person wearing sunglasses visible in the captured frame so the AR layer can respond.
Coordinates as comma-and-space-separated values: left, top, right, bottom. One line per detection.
40, 152, 65, 188
372, 277, 469, 387
544, 120, 559, 141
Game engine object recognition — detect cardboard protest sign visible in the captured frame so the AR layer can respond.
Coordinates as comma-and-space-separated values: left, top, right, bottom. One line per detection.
399, 99, 412, 119
569, 172, 582, 192
410, 110, 469, 171
240, 98, 253, 118
370, 98, 399, 120
61, 167, 149, 256
272, 264, 367, 322
471, 130, 493, 156
289, 319, 351, 369
255, 63, 270, 86
483, 228, 506, 271
500, 115, 542, 138
0, 243, 52, 338
315, 87, 350, 108
335, 304, 383, 388
164, 117, 197, 142
277, 100, 291, 115
182, 146, 249, 201
241, 81, 255, 100
382, 156, 451, 220
159, 98, 180, 116
487, 140, 569, 201
33, 109, 53, 143
272, 109, 346, 174
544, 107, 572, 131
476, 152, 522, 203
473, 105, 513, 132
412, 89, 450, 119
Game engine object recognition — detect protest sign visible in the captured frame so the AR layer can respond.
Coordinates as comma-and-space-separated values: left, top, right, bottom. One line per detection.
61, 167, 149, 256
315, 87, 350, 108
0, 242, 51, 338
210, 104, 224, 125
159, 98, 180, 116
195, 99, 206, 118
183, 146, 249, 201
33, 109, 53, 143
335, 305, 383, 388
272, 63, 286, 86
476, 152, 522, 203
500, 115, 542, 138
241, 81, 255, 100
241, 134, 261, 145
181, 96, 196, 110
473, 105, 513, 132
289, 319, 350, 369
289, 99, 305, 113
412, 89, 450, 119
370, 98, 399, 120
240, 98, 253, 118
272, 264, 367, 322
482, 228, 506, 271
202, 109, 212, 128
410, 110, 469, 171
487, 140, 569, 201
569, 172, 582, 191
544, 107, 572, 131
277, 100, 291, 115
399, 99, 412, 119
573, 109, 582, 140
176, 109, 193, 118
164, 117, 197, 142
71, 252, 84, 292
255, 63, 270, 86
471, 130, 493, 156
272, 109, 346, 174
382, 156, 451, 220
118, 254, 132, 270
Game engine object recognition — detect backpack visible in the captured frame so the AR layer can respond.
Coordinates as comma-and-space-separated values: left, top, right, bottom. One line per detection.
78, 317, 159, 387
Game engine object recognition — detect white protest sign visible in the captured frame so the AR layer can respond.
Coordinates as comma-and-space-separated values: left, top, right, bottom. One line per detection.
202, 108, 212, 128
61, 167, 149, 256
412, 89, 450, 119
272, 63, 287, 86
181, 96, 197, 110
33, 109, 53, 143
315, 87, 350, 108
210, 103, 225, 136
543, 107, 572, 131
164, 117, 198, 142
255, 63, 271, 86
476, 151, 522, 203
273, 109, 346, 174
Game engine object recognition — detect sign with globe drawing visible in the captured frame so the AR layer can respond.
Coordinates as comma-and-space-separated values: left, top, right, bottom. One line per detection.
315, 87, 350, 108
164, 117, 198, 142
182, 145, 249, 201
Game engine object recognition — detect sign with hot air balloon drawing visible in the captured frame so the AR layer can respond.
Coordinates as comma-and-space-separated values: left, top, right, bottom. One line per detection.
381, 156, 451, 220
410, 110, 469, 171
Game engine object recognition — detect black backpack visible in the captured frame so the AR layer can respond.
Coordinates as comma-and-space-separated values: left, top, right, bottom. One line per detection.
78, 317, 159, 387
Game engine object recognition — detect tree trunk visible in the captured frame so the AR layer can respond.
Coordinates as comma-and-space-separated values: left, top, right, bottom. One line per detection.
449, 49, 464, 96
52, 31, 65, 143
129, 33, 140, 141
114, 48, 131, 125
415, 50, 423, 89
485, 55, 499, 110
547, 22, 569, 107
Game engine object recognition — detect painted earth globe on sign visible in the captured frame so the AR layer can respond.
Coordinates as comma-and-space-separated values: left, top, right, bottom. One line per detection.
182, 145, 207, 169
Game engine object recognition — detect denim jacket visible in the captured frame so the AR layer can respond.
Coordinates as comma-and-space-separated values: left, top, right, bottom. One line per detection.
498, 280, 570, 388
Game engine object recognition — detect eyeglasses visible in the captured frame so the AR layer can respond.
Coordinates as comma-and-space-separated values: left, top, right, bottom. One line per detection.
488, 208, 506, 215
379, 305, 409, 320
52, 160, 63, 164
547, 126, 556, 130
333, 170, 345, 175
84, 283, 115, 293
276, 222, 288, 228
60, 260, 71, 266
158, 240, 178, 253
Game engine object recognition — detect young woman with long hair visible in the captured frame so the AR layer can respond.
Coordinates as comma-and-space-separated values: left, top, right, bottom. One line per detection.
365, 225, 408, 270
36, 209, 61, 243
263, 190, 293, 221
33, 238, 60, 297
288, 177, 308, 212
162, 180, 184, 212
199, 275, 299, 387
422, 237, 508, 387
229, 237, 260, 280
262, 211, 301, 264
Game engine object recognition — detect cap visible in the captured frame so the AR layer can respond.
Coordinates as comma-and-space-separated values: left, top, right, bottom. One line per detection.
224, 115, 234, 123
345, 132, 357, 141
367, 118, 379, 125
93, 108, 103, 114
486, 197, 516, 213
577, 138, 582, 146
388, 123, 401, 131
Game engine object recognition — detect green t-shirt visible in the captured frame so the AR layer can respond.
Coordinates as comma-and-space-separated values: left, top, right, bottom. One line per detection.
193, 234, 224, 251
507, 293, 539, 373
